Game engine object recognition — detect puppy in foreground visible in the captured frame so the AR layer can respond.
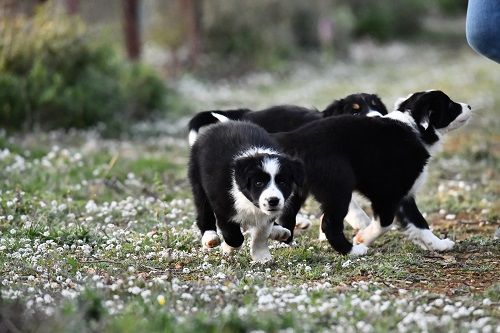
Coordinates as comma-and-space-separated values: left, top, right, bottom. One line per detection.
273, 90, 472, 255
188, 121, 304, 262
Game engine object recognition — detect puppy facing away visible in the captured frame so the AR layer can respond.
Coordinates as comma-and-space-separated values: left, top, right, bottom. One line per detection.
188, 121, 304, 262
273, 90, 471, 255
187, 93, 388, 146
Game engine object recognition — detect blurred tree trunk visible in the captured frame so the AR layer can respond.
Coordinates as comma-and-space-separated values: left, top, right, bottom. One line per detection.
65, 0, 79, 15
122, 0, 141, 61
180, 0, 203, 68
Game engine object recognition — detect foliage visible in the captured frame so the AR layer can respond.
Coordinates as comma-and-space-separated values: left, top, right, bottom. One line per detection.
0, 8, 173, 133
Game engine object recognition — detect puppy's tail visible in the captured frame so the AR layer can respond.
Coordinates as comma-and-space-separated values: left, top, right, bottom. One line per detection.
187, 109, 249, 146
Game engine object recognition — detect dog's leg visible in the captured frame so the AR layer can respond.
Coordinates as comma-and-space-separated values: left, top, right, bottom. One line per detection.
319, 199, 371, 241
353, 203, 394, 247
397, 197, 454, 251
269, 224, 291, 242
190, 168, 220, 249
345, 200, 372, 230
250, 221, 274, 263
216, 214, 244, 255
277, 190, 308, 243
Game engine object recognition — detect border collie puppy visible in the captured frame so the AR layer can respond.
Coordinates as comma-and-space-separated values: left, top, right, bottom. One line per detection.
188, 121, 304, 262
187, 93, 388, 146
273, 90, 471, 255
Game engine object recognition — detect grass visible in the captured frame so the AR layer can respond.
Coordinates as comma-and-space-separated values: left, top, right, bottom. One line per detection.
0, 43, 499, 332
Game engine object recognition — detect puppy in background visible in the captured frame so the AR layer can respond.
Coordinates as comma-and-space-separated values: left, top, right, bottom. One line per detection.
188, 121, 304, 263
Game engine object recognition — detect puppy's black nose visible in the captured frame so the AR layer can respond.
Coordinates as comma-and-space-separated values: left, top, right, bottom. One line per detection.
467, 105, 471, 110
267, 197, 280, 207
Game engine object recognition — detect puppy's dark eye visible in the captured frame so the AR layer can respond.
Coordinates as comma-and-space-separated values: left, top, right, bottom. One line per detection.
352, 103, 360, 110
371, 100, 377, 106
255, 181, 265, 188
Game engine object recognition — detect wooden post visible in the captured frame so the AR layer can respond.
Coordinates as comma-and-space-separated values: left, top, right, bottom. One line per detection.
122, 0, 141, 61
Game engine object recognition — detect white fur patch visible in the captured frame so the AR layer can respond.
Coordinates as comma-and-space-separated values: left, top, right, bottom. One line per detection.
210, 112, 230, 123
259, 157, 285, 214
367, 110, 383, 117
188, 129, 198, 146
345, 200, 372, 230
404, 224, 455, 251
384, 110, 417, 129
201, 230, 220, 249
235, 147, 280, 159
249, 222, 274, 262
295, 214, 312, 232
270, 224, 291, 241
349, 244, 369, 256
409, 165, 428, 196
221, 241, 240, 255
440, 103, 472, 133
353, 218, 390, 247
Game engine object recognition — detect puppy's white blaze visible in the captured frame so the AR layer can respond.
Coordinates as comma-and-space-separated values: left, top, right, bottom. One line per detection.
235, 147, 280, 159
403, 224, 455, 251
188, 129, 198, 146
210, 112, 230, 123
366, 110, 383, 117
259, 157, 285, 215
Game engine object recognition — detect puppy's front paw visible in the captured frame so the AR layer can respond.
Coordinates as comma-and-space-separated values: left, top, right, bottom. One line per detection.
221, 242, 240, 255
270, 225, 291, 242
429, 238, 455, 251
295, 214, 312, 232
202, 230, 221, 250
251, 250, 272, 263
349, 244, 369, 256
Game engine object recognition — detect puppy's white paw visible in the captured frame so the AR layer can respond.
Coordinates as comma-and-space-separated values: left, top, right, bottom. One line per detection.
202, 230, 220, 250
428, 238, 455, 251
295, 214, 312, 233
221, 242, 239, 255
349, 244, 369, 256
270, 225, 291, 242
251, 250, 272, 263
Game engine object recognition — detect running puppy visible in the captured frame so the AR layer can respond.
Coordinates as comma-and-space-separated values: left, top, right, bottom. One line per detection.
273, 90, 471, 255
188, 121, 304, 262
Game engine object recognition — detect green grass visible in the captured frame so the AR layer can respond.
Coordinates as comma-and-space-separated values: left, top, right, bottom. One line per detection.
0, 44, 499, 332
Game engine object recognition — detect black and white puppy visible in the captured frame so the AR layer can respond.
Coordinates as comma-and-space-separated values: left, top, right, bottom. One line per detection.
188, 121, 304, 262
188, 93, 388, 146
273, 90, 471, 255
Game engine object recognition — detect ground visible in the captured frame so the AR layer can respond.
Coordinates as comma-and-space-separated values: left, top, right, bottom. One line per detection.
0, 43, 499, 332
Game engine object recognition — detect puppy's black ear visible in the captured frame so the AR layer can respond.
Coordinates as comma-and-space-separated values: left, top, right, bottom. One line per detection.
290, 158, 305, 187
233, 157, 256, 190
373, 94, 388, 115
412, 90, 448, 125
323, 99, 345, 117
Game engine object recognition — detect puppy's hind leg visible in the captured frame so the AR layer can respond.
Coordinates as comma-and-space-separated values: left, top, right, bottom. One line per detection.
397, 197, 454, 251
353, 202, 394, 248
319, 199, 371, 241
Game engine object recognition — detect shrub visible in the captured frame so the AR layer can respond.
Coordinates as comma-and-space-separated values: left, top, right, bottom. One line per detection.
0, 8, 171, 132
346, 0, 428, 41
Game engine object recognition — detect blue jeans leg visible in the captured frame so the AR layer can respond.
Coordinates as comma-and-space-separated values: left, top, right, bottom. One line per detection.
466, 0, 500, 63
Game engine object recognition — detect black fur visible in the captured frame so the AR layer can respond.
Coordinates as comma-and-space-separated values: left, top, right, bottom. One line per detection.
188, 121, 304, 248
188, 93, 388, 139
273, 91, 469, 254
